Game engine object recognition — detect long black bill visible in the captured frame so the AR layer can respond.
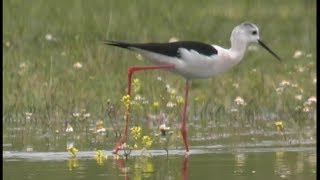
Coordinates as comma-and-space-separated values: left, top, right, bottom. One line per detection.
258, 40, 282, 61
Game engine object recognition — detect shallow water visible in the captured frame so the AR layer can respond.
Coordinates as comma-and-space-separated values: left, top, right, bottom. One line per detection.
3, 145, 316, 180
3, 121, 317, 179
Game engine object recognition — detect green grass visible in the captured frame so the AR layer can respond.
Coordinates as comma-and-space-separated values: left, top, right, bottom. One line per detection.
3, 0, 316, 138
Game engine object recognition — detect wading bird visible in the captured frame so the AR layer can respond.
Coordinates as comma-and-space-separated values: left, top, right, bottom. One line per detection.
104, 22, 281, 155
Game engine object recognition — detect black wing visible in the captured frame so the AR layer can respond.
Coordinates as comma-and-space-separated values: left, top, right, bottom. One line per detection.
104, 40, 217, 58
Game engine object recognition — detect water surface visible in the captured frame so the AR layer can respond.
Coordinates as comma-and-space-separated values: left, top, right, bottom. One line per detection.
4, 146, 316, 180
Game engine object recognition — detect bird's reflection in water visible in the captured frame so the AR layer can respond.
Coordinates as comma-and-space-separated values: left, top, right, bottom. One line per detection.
182, 156, 189, 180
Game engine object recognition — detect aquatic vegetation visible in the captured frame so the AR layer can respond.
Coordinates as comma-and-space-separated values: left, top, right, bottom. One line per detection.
122, 126, 154, 157
67, 147, 78, 157
95, 150, 108, 165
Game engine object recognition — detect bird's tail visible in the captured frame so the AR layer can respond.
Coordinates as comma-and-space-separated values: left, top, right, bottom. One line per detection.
103, 40, 132, 49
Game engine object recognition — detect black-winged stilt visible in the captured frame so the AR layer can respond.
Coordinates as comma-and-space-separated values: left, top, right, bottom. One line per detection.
104, 22, 281, 155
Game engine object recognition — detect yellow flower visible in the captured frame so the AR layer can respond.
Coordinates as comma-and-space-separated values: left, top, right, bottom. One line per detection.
275, 121, 284, 132
153, 101, 160, 108
130, 126, 142, 140
142, 136, 153, 148
176, 96, 184, 104
132, 78, 141, 92
95, 150, 107, 165
121, 94, 131, 109
169, 89, 177, 99
95, 150, 107, 158
67, 147, 78, 157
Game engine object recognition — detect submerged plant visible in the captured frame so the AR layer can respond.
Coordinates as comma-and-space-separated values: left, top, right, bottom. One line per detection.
67, 157, 79, 171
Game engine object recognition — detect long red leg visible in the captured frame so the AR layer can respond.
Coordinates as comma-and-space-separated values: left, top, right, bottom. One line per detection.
112, 64, 175, 154
181, 80, 190, 153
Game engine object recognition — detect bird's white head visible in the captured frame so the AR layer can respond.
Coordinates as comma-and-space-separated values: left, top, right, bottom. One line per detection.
230, 22, 260, 47
230, 22, 281, 61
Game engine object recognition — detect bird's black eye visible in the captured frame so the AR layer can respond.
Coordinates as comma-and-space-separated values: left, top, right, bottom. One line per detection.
252, 30, 257, 35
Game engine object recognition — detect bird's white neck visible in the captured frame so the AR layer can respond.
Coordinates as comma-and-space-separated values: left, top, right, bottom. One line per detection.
229, 38, 250, 63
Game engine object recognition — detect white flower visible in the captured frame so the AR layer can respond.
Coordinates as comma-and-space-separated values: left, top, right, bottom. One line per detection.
294, 95, 302, 100
279, 80, 290, 87
83, 113, 91, 118
159, 123, 170, 130
134, 94, 143, 101
276, 87, 284, 94
293, 50, 303, 59
66, 124, 74, 132
303, 106, 311, 112
165, 84, 171, 92
307, 96, 316, 103
5, 41, 10, 47
169, 37, 179, 42
166, 102, 176, 108
297, 67, 304, 72
19, 62, 27, 69
96, 128, 106, 133
234, 96, 246, 106
232, 83, 239, 88
45, 33, 53, 41
73, 62, 83, 69
73, 112, 80, 117
25, 112, 33, 116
